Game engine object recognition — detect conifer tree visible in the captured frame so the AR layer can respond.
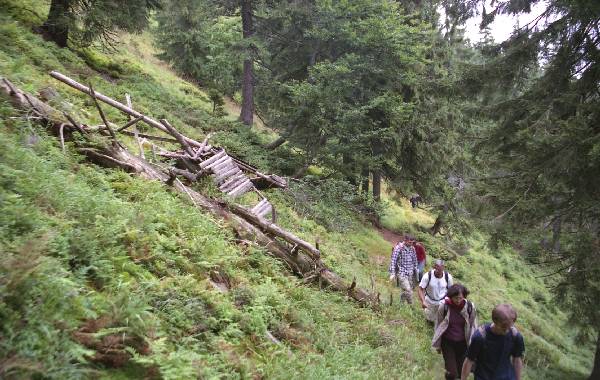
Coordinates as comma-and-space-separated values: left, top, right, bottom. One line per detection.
41, 0, 160, 48
464, 2, 600, 377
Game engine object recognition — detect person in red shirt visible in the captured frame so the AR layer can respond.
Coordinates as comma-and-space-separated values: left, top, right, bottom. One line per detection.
414, 241, 427, 281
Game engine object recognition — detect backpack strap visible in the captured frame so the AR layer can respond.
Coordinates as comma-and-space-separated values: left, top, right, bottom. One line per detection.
425, 269, 434, 288
444, 271, 449, 287
479, 324, 518, 340
478, 324, 486, 339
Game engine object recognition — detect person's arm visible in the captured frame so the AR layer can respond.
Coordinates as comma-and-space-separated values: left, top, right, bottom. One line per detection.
418, 286, 426, 308
513, 357, 523, 380
460, 359, 474, 380
388, 246, 399, 279
471, 303, 478, 333
435, 300, 446, 325
412, 249, 418, 271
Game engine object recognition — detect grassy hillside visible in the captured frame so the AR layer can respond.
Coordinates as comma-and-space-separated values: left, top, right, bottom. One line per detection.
0, 2, 594, 379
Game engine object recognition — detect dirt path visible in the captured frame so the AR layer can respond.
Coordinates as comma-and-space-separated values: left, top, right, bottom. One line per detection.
372, 227, 402, 267
377, 227, 402, 245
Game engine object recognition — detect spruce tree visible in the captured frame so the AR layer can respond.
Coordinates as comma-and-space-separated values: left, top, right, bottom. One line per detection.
464, 2, 600, 377
41, 0, 160, 48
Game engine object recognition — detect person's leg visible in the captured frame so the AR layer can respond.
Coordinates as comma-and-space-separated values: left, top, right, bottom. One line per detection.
441, 338, 459, 380
417, 260, 425, 281
425, 303, 439, 323
454, 340, 468, 379
399, 276, 413, 304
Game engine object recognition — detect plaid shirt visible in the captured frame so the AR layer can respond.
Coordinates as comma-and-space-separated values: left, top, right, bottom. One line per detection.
388, 243, 418, 277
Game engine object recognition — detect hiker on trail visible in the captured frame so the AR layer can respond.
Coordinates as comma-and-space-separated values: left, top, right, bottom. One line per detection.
461, 304, 524, 380
388, 234, 418, 304
418, 259, 453, 323
414, 241, 427, 281
410, 194, 422, 208
432, 284, 478, 380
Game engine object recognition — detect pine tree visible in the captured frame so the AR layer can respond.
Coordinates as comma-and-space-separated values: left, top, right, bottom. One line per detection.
464, 1, 600, 377
41, 0, 160, 48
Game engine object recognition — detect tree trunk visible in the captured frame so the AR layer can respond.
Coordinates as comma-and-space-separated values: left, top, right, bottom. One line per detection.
266, 136, 286, 150
293, 162, 310, 179
431, 204, 449, 236
341, 139, 356, 186
360, 168, 369, 195
430, 215, 443, 236
372, 170, 381, 201
590, 331, 600, 380
42, 0, 71, 47
240, 0, 254, 126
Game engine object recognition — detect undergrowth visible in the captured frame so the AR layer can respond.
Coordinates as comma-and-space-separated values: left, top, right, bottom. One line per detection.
0, 2, 594, 379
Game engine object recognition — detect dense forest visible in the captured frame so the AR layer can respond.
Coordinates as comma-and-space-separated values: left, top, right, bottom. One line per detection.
0, 0, 598, 379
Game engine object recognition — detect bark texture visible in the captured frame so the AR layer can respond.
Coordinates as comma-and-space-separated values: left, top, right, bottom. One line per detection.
240, 0, 254, 126
42, 0, 71, 47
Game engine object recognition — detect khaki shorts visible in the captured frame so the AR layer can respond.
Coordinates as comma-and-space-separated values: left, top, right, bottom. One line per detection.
424, 302, 440, 322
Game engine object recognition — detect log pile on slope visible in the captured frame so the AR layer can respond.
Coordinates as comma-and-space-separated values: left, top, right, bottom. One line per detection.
0, 74, 379, 309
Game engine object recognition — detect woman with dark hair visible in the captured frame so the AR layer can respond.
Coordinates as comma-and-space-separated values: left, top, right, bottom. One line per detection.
432, 284, 478, 380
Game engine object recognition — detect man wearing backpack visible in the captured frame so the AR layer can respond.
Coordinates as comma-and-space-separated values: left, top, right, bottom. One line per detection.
388, 234, 418, 304
418, 259, 454, 323
461, 304, 525, 380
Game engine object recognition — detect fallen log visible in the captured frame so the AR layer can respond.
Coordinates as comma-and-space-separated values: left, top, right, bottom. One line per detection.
0, 76, 379, 309
227, 203, 321, 260
50, 71, 204, 148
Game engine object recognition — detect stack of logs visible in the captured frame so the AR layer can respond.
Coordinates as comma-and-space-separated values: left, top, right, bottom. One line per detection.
48, 71, 282, 221
0, 72, 379, 310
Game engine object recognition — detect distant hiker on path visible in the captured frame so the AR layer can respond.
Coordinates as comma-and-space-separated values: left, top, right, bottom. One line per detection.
388, 234, 418, 304
461, 304, 524, 380
432, 284, 478, 380
414, 240, 427, 281
410, 194, 422, 208
418, 259, 453, 323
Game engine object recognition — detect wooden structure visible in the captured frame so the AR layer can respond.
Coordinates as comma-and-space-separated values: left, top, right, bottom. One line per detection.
49, 71, 284, 221
0, 74, 379, 308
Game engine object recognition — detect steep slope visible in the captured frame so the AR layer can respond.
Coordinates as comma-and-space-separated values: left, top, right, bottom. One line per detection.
0, 3, 594, 379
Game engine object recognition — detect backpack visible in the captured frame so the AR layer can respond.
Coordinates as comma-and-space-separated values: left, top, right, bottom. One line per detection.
424, 270, 449, 301
473, 324, 520, 377
478, 324, 518, 339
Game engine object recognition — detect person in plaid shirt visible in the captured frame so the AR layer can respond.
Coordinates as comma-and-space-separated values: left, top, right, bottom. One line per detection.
388, 234, 418, 304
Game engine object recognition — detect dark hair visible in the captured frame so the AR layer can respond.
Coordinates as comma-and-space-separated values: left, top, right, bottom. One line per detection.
447, 284, 469, 299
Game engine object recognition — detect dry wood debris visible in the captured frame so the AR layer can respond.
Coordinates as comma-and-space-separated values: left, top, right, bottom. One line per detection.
0, 73, 380, 309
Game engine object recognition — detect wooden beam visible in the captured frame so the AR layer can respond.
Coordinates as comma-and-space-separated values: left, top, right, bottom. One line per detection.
116, 115, 144, 132
120, 130, 178, 144
1, 75, 378, 308
88, 83, 117, 142
228, 203, 321, 259
159, 119, 194, 156
50, 71, 204, 148
199, 150, 226, 169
